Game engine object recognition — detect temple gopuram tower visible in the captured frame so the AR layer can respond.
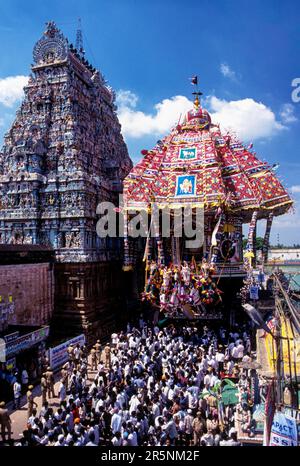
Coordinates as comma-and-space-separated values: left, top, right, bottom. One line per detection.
0, 22, 132, 343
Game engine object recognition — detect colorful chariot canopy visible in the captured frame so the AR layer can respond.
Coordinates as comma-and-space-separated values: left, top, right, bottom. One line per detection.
123, 96, 292, 222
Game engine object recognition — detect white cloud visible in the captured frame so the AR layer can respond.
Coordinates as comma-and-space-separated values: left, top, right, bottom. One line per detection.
256, 192, 298, 245
279, 103, 297, 123
220, 63, 237, 81
117, 93, 192, 138
116, 90, 286, 143
0, 75, 28, 107
271, 191, 300, 244
116, 89, 138, 109
290, 185, 300, 193
206, 96, 285, 141
273, 208, 300, 230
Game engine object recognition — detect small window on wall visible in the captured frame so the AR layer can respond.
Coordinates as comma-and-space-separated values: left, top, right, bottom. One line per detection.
69, 281, 77, 299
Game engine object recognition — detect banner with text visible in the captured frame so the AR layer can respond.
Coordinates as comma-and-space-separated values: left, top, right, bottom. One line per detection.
48, 334, 85, 370
269, 411, 297, 446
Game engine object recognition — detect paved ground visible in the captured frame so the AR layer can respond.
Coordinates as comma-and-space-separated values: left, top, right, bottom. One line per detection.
6, 352, 104, 442
7, 373, 65, 441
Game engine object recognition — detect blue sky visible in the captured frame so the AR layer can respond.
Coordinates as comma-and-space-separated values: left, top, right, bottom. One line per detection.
0, 0, 300, 244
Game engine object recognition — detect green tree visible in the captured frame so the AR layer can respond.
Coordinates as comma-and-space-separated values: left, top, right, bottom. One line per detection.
255, 237, 264, 250
243, 236, 264, 250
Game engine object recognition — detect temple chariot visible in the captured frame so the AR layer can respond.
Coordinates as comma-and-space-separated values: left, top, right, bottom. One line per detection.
122, 87, 293, 322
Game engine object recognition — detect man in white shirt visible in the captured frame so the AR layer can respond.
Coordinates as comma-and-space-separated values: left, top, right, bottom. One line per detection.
245, 338, 251, 353
163, 415, 178, 445
227, 359, 235, 375
111, 333, 118, 346
228, 341, 235, 355
227, 429, 241, 446
231, 344, 239, 362
201, 428, 215, 446
54, 434, 65, 446
112, 432, 122, 446
116, 391, 126, 410
209, 373, 219, 388
236, 342, 244, 360
129, 394, 141, 415
73, 345, 82, 364
127, 427, 138, 446
196, 369, 204, 387
203, 371, 212, 388
86, 432, 98, 446
21, 368, 29, 392
87, 422, 99, 445
167, 384, 175, 402
13, 380, 22, 409
27, 409, 38, 428
153, 326, 160, 335
216, 350, 225, 374
152, 400, 161, 420
58, 381, 66, 403
129, 336, 137, 350
111, 408, 122, 434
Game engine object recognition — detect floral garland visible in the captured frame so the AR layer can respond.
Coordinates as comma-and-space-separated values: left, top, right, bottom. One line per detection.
141, 259, 222, 316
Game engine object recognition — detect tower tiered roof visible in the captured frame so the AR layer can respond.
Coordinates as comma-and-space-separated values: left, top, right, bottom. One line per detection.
124, 96, 292, 221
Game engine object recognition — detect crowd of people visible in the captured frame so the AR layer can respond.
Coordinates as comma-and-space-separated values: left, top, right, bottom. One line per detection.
1, 318, 265, 446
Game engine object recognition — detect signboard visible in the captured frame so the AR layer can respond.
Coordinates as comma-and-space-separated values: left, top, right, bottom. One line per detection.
172, 135, 202, 144
269, 412, 298, 446
250, 285, 259, 300
4, 332, 19, 344
175, 175, 196, 197
179, 147, 196, 160
48, 334, 85, 370
6, 326, 50, 358
5, 357, 16, 371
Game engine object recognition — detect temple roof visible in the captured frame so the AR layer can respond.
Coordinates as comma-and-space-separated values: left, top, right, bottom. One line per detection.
123, 99, 293, 222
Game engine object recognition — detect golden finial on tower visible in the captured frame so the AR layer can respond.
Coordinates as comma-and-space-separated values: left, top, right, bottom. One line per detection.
192, 91, 203, 109
193, 94, 200, 108
190, 75, 203, 109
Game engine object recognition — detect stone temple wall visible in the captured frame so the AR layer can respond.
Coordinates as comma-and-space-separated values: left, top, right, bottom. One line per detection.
0, 262, 54, 326
0, 21, 132, 260
0, 22, 133, 342
52, 261, 128, 344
